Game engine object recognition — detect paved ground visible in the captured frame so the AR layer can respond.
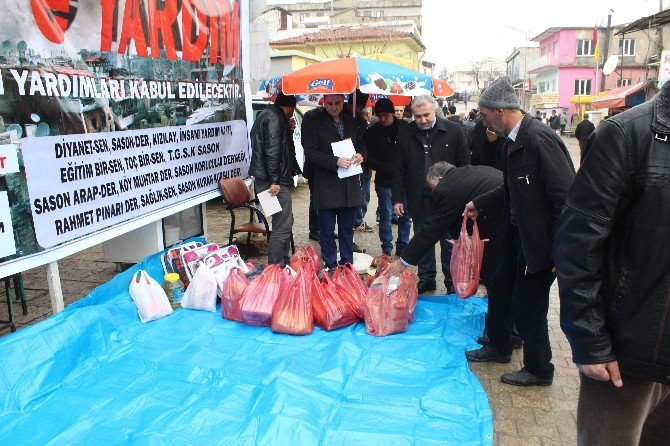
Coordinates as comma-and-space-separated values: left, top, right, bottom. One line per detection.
1, 135, 583, 446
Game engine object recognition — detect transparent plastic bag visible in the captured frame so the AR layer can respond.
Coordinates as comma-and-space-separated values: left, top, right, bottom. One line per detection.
271, 268, 314, 335
449, 216, 487, 299
128, 270, 173, 323
181, 262, 218, 312
240, 264, 283, 326
313, 274, 360, 331
362, 273, 412, 337
221, 267, 250, 322
367, 253, 393, 285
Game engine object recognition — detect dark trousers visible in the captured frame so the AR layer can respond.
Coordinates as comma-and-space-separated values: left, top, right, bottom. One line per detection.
413, 195, 451, 285
317, 207, 356, 269
256, 181, 293, 266
307, 180, 318, 232
578, 373, 670, 446
488, 226, 555, 375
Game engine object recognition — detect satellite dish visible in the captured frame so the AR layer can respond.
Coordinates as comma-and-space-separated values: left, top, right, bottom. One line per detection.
36, 122, 50, 137
7, 123, 22, 138
603, 55, 619, 76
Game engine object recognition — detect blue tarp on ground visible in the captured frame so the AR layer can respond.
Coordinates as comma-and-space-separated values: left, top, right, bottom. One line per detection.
0, 246, 492, 445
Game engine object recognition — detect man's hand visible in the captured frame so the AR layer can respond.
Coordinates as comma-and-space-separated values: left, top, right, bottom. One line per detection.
463, 201, 478, 220
337, 157, 353, 169
386, 259, 407, 277
268, 184, 281, 196
289, 117, 296, 131
393, 203, 404, 216
353, 153, 364, 165
577, 361, 623, 388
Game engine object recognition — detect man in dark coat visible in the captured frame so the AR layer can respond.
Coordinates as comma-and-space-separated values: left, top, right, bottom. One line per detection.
463, 77, 575, 387
249, 92, 300, 266
574, 113, 595, 162
365, 98, 411, 256
549, 109, 561, 133
392, 95, 470, 294
555, 81, 670, 445
301, 94, 367, 269
470, 119, 504, 171
386, 161, 503, 287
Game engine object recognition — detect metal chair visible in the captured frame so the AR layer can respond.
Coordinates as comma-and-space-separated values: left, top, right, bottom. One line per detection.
1, 273, 28, 333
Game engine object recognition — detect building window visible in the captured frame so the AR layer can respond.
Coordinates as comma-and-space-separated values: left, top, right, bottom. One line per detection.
553, 41, 558, 58
616, 78, 633, 87
574, 79, 592, 95
618, 39, 636, 56
576, 39, 594, 56
300, 13, 307, 22
550, 79, 556, 92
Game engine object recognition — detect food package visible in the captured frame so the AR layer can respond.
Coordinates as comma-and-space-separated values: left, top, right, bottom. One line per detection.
181, 242, 219, 281
366, 252, 393, 285
331, 264, 367, 317
180, 262, 218, 312
239, 264, 283, 326
362, 273, 412, 337
271, 269, 314, 335
449, 216, 486, 299
221, 267, 250, 321
289, 245, 320, 271
128, 270, 173, 323
161, 241, 203, 286
313, 274, 360, 331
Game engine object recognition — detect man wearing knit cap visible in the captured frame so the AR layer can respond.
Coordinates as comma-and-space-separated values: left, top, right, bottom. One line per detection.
365, 98, 411, 256
249, 91, 301, 266
463, 77, 576, 386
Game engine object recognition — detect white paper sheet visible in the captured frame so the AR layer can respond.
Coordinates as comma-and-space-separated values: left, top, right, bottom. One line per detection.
332, 139, 363, 179
257, 189, 282, 217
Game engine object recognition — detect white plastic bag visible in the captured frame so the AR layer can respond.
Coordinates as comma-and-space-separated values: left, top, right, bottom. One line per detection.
181, 262, 218, 312
128, 270, 173, 323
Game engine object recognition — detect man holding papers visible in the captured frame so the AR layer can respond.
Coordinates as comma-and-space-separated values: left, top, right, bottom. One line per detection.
249, 92, 301, 266
302, 94, 367, 270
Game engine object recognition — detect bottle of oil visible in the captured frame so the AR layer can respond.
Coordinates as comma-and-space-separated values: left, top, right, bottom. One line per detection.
162, 273, 185, 309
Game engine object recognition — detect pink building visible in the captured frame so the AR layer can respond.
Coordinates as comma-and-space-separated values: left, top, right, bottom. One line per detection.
529, 25, 657, 122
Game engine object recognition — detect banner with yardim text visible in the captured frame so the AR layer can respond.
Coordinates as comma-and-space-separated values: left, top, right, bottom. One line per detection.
0, 0, 249, 277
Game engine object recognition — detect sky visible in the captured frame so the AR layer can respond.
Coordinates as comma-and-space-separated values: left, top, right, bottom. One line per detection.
422, 0, 663, 71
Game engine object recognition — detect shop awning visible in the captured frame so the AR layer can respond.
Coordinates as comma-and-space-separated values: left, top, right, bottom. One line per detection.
591, 82, 646, 109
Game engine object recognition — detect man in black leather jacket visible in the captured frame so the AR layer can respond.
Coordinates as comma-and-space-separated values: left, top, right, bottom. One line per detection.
463, 77, 575, 387
555, 82, 670, 445
249, 92, 300, 266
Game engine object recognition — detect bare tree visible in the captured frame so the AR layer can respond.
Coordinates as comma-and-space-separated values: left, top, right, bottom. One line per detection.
466, 60, 486, 90
437, 66, 451, 82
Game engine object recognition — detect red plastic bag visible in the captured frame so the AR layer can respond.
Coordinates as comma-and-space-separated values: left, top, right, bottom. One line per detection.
239, 264, 283, 326
366, 253, 393, 285
362, 273, 412, 337
449, 216, 487, 299
313, 274, 360, 331
289, 245, 320, 271
399, 270, 419, 322
332, 264, 367, 317
221, 267, 250, 322
271, 269, 314, 335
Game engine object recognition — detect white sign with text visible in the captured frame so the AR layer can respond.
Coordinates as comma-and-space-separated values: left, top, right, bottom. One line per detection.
0, 144, 19, 174
0, 192, 17, 257
22, 121, 248, 248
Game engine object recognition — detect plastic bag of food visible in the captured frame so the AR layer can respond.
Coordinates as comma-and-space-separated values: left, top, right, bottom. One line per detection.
399, 269, 419, 322
362, 273, 412, 337
271, 268, 314, 335
289, 245, 320, 271
366, 253, 394, 285
332, 264, 367, 317
313, 274, 360, 331
128, 270, 173, 323
449, 216, 487, 299
221, 267, 250, 321
240, 264, 283, 326
181, 262, 218, 312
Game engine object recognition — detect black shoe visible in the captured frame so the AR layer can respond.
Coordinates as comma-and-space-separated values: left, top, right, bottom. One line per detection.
444, 282, 456, 295
477, 334, 489, 345
417, 280, 436, 294
308, 230, 320, 242
395, 246, 404, 257
501, 368, 553, 387
465, 344, 511, 363
353, 242, 366, 253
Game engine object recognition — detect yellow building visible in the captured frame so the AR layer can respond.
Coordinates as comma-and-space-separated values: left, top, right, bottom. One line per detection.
270, 26, 425, 71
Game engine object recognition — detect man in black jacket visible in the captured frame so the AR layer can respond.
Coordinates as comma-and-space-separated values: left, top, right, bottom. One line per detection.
574, 113, 595, 162
386, 161, 503, 287
555, 82, 670, 445
463, 77, 575, 387
392, 95, 470, 294
365, 98, 410, 256
249, 92, 300, 266
302, 94, 366, 269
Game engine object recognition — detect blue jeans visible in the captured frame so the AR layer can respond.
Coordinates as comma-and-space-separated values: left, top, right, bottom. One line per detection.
317, 207, 356, 269
354, 173, 370, 227
414, 195, 452, 284
376, 185, 411, 253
